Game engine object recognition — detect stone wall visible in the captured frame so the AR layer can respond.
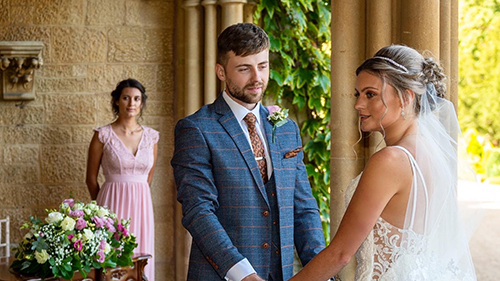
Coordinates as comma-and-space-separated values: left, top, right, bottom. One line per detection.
0, 0, 176, 279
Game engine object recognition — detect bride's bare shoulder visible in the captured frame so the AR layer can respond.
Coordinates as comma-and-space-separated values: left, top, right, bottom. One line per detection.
364, 146, 412, 177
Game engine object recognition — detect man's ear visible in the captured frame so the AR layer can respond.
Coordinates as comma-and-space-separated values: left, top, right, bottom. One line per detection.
215, 64, 226, 81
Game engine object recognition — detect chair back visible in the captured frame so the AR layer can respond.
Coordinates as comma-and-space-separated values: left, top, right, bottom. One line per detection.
0, 216, 10, 263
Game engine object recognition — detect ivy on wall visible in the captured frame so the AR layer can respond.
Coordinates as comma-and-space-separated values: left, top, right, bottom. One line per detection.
255, 0, 332, 242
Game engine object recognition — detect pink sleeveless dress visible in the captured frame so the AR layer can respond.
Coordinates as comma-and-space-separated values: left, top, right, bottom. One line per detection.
95, 124, 158, 281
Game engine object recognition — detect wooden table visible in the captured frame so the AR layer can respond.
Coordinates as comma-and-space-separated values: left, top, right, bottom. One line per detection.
0, 254, 151, 281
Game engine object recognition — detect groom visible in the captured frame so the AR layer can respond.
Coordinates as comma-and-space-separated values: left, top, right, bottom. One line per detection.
171, 23, 325, 281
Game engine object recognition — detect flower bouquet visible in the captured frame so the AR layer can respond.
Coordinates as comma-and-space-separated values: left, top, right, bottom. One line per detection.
10, 199, 137, 280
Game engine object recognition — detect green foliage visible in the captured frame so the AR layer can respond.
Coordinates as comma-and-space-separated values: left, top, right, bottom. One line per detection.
485, 149, 500, 177
255, 0, 332, 242
459, 0, 500, 147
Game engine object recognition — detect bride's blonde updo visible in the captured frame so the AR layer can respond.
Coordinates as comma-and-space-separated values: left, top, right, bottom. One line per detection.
356, 45, 447, 115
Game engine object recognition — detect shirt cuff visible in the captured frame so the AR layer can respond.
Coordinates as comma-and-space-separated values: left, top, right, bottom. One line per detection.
225, 258, 256, 281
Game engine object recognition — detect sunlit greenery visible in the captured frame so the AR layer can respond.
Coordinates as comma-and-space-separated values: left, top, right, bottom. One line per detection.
255, 0, 332, 242
459, 0, 500, 182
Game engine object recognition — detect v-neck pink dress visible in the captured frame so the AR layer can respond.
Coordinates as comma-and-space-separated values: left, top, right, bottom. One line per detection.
95, 124, 158, 281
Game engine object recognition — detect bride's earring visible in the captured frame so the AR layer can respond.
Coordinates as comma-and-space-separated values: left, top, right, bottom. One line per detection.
401, 107, 405, 117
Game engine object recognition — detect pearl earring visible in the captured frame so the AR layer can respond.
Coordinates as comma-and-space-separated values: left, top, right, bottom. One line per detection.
401, 107, 405, 117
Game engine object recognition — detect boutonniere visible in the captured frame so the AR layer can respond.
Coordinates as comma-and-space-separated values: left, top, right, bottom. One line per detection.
266, 105, 289, 143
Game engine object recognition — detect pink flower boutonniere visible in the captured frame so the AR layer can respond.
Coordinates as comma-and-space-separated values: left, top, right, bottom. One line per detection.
267, 105, 289, 143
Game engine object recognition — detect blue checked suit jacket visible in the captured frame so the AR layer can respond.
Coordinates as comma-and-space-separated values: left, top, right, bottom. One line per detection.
171, 95, 325, 280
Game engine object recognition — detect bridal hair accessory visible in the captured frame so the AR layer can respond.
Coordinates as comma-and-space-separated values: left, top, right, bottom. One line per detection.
373, 56, 409, 73
266, 105, 288, 143
424, 83, 438, 111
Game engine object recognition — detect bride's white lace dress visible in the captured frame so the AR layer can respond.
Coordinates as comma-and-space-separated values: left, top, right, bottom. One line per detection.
344, 146, 476, 281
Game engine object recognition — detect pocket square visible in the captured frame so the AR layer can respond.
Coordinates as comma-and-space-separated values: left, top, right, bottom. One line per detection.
284, 147, 303, 159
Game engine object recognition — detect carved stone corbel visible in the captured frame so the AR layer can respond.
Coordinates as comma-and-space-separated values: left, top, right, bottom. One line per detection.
0, 41, 44, 100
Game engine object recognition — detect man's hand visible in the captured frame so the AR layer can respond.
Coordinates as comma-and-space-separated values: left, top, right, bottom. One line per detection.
241, 273, 266, 281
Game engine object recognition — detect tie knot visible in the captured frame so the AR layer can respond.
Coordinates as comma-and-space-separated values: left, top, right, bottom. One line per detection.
244, 113, 257, 125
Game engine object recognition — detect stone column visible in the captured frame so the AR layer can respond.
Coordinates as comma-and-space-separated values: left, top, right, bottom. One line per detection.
450, 0, 459, 109
366, 0, 393, 158
202, 0, 218, 104
244, 0, 256, 23
440, 0, 452, 101
219, 0, 246, 29
330, 0, 366, 280
400, 0, 440, 58
184, 0, 203, 115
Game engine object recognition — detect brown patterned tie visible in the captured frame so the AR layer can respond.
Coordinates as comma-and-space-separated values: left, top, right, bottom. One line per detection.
244, 113, 268, 184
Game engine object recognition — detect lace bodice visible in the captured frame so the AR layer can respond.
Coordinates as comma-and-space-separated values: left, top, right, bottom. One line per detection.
344, 146, 475, 281
95, 124, 159, 176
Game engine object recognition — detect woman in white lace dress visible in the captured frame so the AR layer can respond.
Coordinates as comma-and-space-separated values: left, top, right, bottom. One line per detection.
289, 45, 477, 281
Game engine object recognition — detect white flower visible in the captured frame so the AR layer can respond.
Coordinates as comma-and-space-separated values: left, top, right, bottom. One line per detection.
73, 202, 84, 210
60, 217, 76, 231
104, 243, 111, 254
45, 212, 63, 224
35, 249, 50, 264
83, 228, 94, 241
86, 202, 98, 211
97, 207, 109, 217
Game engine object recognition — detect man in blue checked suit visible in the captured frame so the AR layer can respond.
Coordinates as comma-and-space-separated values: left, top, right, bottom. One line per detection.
171, 23, 325, 281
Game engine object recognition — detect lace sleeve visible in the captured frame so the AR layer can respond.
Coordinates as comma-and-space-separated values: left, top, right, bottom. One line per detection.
94, 125, 110, 144
150, 128, 159, 144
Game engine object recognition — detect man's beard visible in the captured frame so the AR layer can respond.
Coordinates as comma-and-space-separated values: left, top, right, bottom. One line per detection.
226, 79, 267, 104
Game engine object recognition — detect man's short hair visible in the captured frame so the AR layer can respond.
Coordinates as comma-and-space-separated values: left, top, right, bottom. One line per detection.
217, 23, 270, 67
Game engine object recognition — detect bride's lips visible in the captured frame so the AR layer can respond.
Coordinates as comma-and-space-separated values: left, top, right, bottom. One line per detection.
359, 114, 370, 121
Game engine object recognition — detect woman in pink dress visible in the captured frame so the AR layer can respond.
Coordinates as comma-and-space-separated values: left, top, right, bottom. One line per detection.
86, 78, 158, 280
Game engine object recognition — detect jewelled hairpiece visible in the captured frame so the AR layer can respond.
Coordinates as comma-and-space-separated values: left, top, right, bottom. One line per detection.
373, 56, 409, 73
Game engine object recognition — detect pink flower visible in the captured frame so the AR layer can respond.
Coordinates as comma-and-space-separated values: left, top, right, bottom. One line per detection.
266, 105, 281, 115
67, 234, 74, 241
73, 239, 82, 251
106, 222, 116, 233
113, 232, 121, 241
69, 210, 84, 217
92, 216, 104, 228
122, 228, 129, 237
63, 199, 74, 207
99, 240, 106, 250
104, 219, 116, 232
117, 223, 125, 232
75, 218, 87, 230
96, 250, 105, 263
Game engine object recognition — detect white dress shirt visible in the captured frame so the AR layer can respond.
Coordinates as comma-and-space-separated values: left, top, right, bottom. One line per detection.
222, 90, 273, 281
222, 91, 273, 177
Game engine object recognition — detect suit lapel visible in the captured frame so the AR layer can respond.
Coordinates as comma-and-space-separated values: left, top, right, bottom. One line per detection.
261, 105, 281, 172
261, 105, 285, 209
215, 95, 270, 206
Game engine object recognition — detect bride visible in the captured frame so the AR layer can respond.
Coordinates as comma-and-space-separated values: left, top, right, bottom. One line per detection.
289, 45, 477, 281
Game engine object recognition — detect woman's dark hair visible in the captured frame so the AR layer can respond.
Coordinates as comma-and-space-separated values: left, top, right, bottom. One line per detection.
110, 79, 147, 118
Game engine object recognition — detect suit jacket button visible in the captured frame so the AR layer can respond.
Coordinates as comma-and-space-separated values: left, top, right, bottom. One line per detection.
271, 192, 276, 197
262, 243, 269, 249
273, 221, 277, 225
275, 250, 280, 255
262, 210, 269, 217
